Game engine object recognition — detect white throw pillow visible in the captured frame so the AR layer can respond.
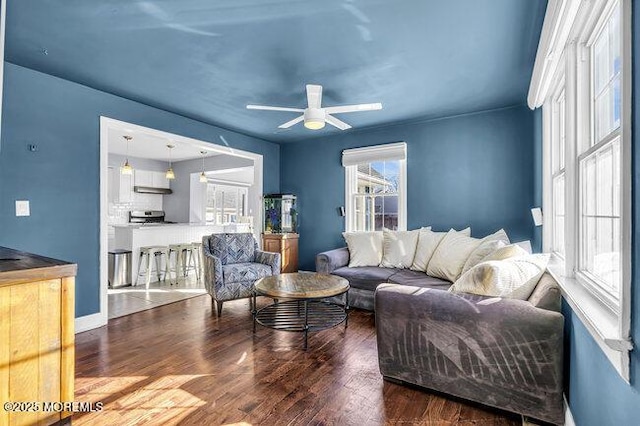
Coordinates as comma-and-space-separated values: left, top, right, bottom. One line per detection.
410, 227, 470, 272
461, 229, 510, 274
342, 231, 384, 267
482, 244, 529, 262
450, 254, 551, 300
380, 229, 420, 269
427, 229, 482, 282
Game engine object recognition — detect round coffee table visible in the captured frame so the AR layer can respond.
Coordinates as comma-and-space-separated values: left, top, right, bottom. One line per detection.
252, 273, 350, 350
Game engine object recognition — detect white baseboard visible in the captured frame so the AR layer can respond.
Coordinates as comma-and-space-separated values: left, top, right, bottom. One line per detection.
75, 312, 108, 333
564, 395, 575, 426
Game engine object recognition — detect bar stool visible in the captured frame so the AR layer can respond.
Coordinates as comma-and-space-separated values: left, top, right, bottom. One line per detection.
190, 242, 203, 281
168, 244, 200, 284
136, 246, 170, 289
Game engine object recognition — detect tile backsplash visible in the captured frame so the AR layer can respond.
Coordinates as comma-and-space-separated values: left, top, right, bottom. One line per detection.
108, 193, 163, 225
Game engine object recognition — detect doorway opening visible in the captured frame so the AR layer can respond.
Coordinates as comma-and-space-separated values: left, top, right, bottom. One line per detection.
86, 117, 264, 330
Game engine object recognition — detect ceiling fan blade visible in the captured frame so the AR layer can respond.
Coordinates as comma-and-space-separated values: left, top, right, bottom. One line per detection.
278, 115, 305, 129
306, 84, 323, 109
325, 115, 352, 130
324, 102, 382, 114
246, 105, 304, 112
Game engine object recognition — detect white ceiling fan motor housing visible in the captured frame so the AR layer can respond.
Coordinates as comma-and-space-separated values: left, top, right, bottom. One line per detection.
304, 108, 326, 129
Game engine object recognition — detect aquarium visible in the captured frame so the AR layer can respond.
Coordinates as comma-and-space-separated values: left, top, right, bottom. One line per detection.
263, 194, 297, 233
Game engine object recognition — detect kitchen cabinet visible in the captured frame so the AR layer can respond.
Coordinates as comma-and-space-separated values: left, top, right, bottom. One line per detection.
134, 169, 153, 187
152, 171, 170, 189
134, 170, 170, 189
0, 247, 76, 426
109, 166, 133, 203
262, 233, 299, 273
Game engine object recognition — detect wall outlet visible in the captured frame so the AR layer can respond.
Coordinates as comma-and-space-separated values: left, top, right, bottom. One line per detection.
16, 200, 30, 217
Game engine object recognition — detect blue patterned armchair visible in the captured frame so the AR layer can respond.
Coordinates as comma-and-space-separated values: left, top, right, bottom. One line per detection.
202, 233, 281, 316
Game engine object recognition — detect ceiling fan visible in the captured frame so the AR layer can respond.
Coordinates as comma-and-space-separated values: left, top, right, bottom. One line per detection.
246, 84, 382, 131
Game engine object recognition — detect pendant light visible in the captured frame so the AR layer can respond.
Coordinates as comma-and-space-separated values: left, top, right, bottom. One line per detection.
199, 151, 208, 183
165, 144, 176, 180
121, 136, 133, 175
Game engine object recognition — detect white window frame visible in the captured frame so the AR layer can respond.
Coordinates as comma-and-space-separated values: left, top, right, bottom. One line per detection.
205, 182, 249, 225
342, 142, 407, 232
534, 0, 632, 381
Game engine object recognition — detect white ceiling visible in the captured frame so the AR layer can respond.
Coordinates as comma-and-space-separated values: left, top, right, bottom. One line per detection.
108, 127, 221, 162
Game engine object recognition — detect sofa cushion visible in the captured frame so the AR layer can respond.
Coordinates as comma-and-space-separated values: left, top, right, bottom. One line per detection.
411, 227, 470, 272
427, 229, 481, 282
450, 253, 551, 300
380, 229, 420, 269
461, 229, 510, 274
332, 266, 396, 291
387, 269, 451, 288
342, 231, 384, 267
222, 262, 272, 283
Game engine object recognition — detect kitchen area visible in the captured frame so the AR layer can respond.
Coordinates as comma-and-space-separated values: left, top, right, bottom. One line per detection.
106, 124, 259, 319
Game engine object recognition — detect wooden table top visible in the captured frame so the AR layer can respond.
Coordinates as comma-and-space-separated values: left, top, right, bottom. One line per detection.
254, 273, 349, 299
0, 246, 77, 287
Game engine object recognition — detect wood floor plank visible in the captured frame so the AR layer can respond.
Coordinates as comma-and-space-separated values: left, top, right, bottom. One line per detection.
74, 295, 521, 426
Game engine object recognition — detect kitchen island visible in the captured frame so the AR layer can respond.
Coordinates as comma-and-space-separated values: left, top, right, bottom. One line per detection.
113, 223, 251, 286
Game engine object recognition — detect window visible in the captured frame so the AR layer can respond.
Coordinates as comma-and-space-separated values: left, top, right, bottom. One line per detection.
551, 84, 566, 257
577, 1, 622, 310
205, 184, 248, 224
343, 142, 407, 232
537, 0, 631, 379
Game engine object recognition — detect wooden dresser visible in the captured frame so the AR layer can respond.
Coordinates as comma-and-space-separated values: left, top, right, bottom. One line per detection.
0, 247, 76, 425
262, 233, 299, 273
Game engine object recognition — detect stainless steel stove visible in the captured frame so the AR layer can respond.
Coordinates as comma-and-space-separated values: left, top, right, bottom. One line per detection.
128, 210, 176, 224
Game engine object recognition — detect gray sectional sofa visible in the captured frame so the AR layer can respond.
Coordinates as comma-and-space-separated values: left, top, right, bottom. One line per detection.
315, 246, 565, 425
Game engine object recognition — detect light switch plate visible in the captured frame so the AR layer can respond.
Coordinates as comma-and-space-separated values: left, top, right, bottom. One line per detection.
16, 200, 30, 217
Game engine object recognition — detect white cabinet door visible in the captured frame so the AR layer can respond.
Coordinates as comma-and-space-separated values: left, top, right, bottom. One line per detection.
152, 171, 170, 189
118, 172, 133, 203
134, 170, 153, 187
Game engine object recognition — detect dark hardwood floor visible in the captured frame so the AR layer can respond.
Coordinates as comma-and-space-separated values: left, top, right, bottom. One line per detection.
74, 295, 522, 425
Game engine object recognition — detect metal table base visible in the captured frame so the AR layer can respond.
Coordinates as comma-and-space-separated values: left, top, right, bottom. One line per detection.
252, 293, 349, 350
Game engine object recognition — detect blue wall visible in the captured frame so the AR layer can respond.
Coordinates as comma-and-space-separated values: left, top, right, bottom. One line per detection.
0, 63, 280, 318
280, 105, 538, 270
562, 1, 640, 424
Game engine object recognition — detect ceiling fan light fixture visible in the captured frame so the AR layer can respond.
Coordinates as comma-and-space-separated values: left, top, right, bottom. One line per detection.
303, 108, 326, 130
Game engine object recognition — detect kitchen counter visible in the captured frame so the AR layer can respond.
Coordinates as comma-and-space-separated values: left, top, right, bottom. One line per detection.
113, 223, 251, 285
0, 246, 77, 287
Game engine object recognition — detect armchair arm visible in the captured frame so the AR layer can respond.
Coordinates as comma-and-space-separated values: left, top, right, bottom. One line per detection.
316, 247, 350, 273
375, 284, 564, 425
202, 249, 224, 297
255, 250, 281, 275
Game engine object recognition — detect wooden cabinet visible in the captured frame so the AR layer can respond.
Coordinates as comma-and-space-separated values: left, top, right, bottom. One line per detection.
262, 233, 299, 273
0, 247, 76, 426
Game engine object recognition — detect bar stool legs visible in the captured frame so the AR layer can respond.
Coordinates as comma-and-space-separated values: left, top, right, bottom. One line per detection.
136, 246, 170, 289
168, 243, 202, 284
